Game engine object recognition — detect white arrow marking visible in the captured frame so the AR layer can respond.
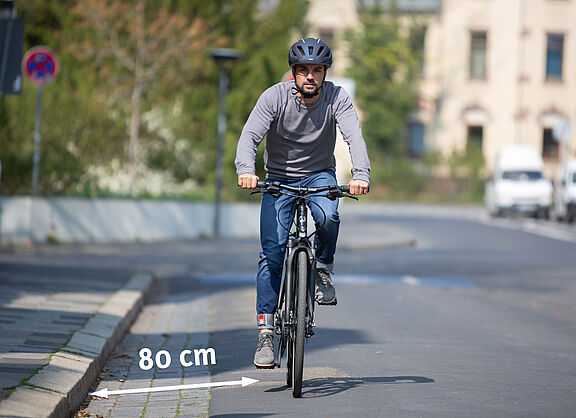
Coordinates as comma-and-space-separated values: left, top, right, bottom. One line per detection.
89, 377, 259, 399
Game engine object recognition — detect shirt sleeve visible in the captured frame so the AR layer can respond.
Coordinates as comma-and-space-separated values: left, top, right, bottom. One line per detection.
235, 86, 278, 176
333, 88, 371, 184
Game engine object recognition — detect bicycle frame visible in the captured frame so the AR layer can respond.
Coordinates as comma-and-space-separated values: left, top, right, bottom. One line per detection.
275, 195, 316, 368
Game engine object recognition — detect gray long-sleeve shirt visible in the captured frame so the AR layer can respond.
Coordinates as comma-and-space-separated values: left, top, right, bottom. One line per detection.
235, 80, 371, 183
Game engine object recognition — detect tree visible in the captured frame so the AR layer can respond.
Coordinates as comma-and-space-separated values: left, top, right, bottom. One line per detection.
346, 5, 422, 155
1, 0, 308, 198
71, 0, 212, 194
0, 0, 127, 196
219, 0, 309, 200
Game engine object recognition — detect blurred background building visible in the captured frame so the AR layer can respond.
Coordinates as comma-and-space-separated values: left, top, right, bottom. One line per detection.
305, 0, 576, 176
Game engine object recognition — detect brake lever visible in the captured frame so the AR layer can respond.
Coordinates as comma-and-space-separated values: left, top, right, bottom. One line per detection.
250, 190, 263, 195
323, 190, 359, 201
343, 193, 359, 201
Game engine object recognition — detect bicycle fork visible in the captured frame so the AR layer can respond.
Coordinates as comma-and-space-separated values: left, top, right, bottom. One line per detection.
295, 200, 317, 338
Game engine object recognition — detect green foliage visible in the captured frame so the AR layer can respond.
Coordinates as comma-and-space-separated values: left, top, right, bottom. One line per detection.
367, 150, 486, 203
346, 7, 422, 156
0, 0, 307, 199
343, 6, 487, 202
1, 1, 126, 195
446, 147, 486, 201
222, 0, 309, 201
369, 156, 427, 199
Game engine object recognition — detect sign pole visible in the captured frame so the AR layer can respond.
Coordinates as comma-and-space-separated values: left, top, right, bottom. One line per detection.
32, 84, 43, 196
213, 65, 228, 238
208, 48, 242, 239
22, 46, 59, 196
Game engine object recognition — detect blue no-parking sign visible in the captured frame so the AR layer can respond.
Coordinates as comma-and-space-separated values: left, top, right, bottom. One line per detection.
22, 46, 59, 85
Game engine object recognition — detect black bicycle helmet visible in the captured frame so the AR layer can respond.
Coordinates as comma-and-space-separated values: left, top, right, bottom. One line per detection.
288, 38, 332, 68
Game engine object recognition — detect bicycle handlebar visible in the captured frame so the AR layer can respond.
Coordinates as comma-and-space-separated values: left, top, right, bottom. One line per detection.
256, 180, 349, 193
253, 180, 358, 200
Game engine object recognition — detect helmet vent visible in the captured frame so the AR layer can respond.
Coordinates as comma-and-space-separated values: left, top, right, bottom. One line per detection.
308, 46, 314, 55
297, 46, 305, 55
317, 46, 325, 55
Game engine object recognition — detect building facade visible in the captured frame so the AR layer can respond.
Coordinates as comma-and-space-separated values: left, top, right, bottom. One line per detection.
421, 0, 576, 175
306, 0, 576, 176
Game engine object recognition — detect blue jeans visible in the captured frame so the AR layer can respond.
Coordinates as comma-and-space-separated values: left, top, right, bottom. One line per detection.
256, 170, 340, 321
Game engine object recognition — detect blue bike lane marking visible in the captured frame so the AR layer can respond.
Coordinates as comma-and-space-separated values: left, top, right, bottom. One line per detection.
201, 274, 474, 288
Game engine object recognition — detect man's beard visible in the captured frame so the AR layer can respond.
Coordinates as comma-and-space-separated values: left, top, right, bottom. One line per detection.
296, 80, 321, 98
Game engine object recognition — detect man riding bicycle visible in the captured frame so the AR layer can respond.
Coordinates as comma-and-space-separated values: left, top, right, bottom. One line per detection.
235, 38, 371, 368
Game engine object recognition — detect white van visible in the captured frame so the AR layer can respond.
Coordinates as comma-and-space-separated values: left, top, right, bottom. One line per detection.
485, 145, 553, 218
553, 158, 576, 223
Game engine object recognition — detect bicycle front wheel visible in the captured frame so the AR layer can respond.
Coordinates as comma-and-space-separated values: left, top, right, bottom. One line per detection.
292, 250, 308, 398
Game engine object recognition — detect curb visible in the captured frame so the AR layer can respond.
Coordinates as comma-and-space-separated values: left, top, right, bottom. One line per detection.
0, 272, 157, 418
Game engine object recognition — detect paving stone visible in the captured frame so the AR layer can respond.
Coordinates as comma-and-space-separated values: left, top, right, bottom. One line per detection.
81, 313, 121, 339
28, 353, 91, 394
64, 331, 107, 356
0, 386, 68, 418
0, 251, 154, 416
82, 282, 211, 417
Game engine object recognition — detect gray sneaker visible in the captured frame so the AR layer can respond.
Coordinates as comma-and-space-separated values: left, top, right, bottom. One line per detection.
254, 332, 275, 368
315, 269, 336, 304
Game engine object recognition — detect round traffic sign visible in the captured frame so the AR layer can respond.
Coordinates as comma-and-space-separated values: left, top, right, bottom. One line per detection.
23, 46, 60, 85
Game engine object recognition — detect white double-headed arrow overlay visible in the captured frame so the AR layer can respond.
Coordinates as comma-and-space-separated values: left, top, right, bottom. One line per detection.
90, 377, 259, 399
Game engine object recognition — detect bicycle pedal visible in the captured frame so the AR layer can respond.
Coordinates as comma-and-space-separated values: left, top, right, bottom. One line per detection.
254, 363, 276, 369
317, 297, 338, 306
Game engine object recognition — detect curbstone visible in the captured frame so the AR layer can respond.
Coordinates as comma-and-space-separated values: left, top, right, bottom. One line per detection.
64, 331, 108, 357
0, 272, 157, 418
27, 353, 96, 413
0, 386, 68, 418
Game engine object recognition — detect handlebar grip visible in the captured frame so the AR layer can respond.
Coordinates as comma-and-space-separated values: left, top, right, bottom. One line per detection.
340, 185, 350, 193
256, 180, 267, 188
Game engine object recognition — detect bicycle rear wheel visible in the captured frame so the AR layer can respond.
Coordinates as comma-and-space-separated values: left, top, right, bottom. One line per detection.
292, 250, 308, 398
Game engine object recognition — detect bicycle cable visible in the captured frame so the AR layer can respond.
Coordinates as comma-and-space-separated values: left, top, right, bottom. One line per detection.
275, 194, 328, 239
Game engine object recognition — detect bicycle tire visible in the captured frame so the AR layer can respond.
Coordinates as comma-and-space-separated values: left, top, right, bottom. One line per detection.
285, 299, 292, 387
292, 250, 308, 398
286, 333, 293, 387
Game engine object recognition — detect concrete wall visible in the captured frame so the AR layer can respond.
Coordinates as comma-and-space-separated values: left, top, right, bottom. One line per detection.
0, 197, 261, 244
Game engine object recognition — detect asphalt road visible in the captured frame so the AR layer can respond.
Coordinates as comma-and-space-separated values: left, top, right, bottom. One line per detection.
207, 213, 576, 417
74, 207, 576, 417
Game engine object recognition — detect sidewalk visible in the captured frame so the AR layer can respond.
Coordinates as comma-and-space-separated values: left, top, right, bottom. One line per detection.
0, 247, 156, 417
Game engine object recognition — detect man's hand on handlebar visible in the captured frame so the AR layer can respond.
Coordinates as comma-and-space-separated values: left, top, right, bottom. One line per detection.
238, 173, 260, 189
348, 179, 369, 195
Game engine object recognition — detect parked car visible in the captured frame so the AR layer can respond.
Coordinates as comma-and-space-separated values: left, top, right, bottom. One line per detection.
553, 158, 576, 223
485, 145, 553, 218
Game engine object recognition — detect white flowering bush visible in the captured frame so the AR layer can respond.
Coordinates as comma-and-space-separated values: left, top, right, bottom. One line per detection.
72, 102, 205, 199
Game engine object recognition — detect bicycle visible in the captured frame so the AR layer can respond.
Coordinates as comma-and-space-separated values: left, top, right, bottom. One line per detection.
251, 180, 359, 398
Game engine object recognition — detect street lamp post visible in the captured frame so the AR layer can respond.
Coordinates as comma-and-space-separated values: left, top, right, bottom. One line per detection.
208, 48, 242, 239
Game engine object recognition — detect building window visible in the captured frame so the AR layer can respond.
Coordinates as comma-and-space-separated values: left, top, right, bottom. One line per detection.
546, 34, 564, 80
542, 128, 559, 160
409, 25, 427, 76
318, 29, 334, 50
467, 125, 483, 153
407, 122, 425, 157
469, 32, 487, 79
